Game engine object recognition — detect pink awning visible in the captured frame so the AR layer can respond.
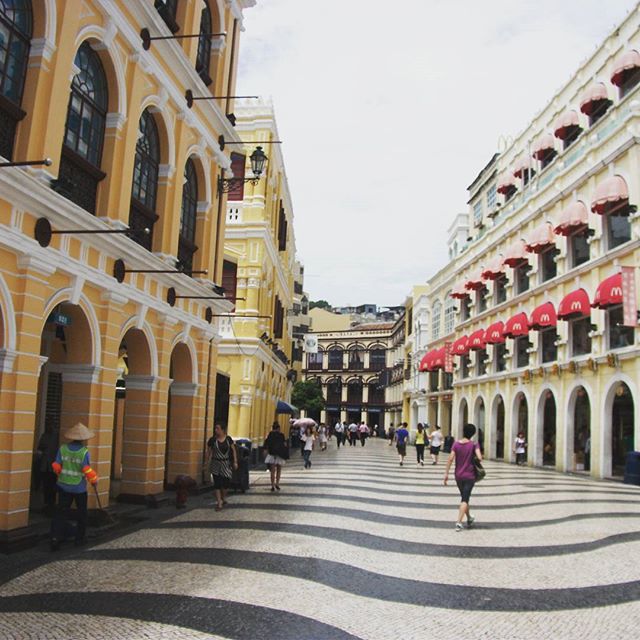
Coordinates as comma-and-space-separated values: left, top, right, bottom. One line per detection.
532, 133, 556, 160
554, 201, 589, 236
591, 175, 630, 215
451, 281, 470, 299
611, 49, 640, 86
481, 255, 505, 280
465, 268, 485, 291
513, 154, 532, 179
497, 172, 516, 195
579, 83, 610, 115
554, 110, 581, 140
525, 222, 555, 254
503, 239, 529, 267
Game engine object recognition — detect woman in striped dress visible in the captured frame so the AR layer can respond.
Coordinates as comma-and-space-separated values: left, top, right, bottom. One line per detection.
207, 423, 238, 511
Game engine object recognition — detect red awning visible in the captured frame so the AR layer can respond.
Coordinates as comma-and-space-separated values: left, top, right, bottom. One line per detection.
465, 268, 485, 291
419, 352, 433, 372
554, 110, 581, 140
485, 321, 506, 344
532, 133, 556, 160
429, 348, 446, 371
451, 280, 470, 299
592, 272, 623, 309
497, 172, 516, 195
468, 329, 486, 351
591, 175, 629, 215
503, 239, 529, 267
529, 302, 557, 330
611, 49, 640, 86
558, 288, 591, 320
504, 312, 529, 338
554, 201, 589, 236
451, 335, 469, 356
513, 154, 532, 179
579, 83, 610, 115
525, 222, 555, 253
481, 255, 505, 280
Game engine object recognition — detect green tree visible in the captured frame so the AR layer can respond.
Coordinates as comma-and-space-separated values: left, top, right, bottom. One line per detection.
309, 299, 331, 310
291, 380, 325, 415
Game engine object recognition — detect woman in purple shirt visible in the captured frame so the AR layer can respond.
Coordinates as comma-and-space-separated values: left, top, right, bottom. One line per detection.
443, 423, 482, 531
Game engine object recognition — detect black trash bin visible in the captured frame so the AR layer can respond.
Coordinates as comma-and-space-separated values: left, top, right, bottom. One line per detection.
232, 439, 251, 493
623, 451, 640, 486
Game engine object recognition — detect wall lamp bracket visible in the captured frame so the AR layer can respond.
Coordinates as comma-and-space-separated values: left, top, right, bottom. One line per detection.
112, 258, 207, 283
167, 286, 244, 307
185, 90, 258, 108
218, 134, 282, 151
0, 158, 52, 169
140, 28, 226, 51
34, 217, 147, 249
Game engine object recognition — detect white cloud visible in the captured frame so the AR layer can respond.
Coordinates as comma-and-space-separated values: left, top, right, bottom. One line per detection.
238, 0, 637, 306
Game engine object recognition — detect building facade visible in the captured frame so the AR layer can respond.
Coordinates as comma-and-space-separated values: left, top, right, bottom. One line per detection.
416, 8, 640, 479
0, 0, 256, 549
217, 98, 299, 443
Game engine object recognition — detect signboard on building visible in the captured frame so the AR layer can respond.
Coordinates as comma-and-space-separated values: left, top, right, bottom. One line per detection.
621, 266, 638, 327
444, 341, 453, 373
303, 334, 318, 353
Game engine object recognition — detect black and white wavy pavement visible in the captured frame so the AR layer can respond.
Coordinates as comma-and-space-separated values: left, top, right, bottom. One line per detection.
1, 439, 640, 639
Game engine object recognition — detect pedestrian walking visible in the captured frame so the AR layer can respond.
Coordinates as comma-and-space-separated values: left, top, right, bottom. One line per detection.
318, 423, 328, 451
395, 422, 409, 466
429, 425, 443, 465
303, 426, 316, 468
207, 423, 238, 511
415, 423, 427, 466
444, 423, 482, 531
358, 422, 369, 446
50, 422, 99, 551
263, 422, 288, 492
348, 421, 358, 446
334, 421, 345, 448
514, 431, 527, 465
387, 422, 395, 446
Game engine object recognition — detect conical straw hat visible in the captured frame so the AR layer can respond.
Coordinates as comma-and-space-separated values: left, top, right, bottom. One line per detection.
63, 422, 94, 441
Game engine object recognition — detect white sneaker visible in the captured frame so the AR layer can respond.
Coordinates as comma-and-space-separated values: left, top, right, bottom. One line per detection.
467, 515, 475, 528
455, 523, 464, 532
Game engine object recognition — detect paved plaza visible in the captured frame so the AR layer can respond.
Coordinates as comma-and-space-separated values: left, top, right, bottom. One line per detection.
1, 438, 640, 639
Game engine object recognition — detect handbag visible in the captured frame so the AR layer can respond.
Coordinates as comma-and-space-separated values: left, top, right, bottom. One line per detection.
472, 454, 486, 482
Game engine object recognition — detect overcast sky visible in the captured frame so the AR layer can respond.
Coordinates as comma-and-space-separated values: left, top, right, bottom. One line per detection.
237, 0, 637, 307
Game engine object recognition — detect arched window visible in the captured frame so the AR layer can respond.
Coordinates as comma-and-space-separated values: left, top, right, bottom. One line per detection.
58, 42, 108, 214
326, 378, 342, 405
432, 301, 442, 340
444, 294, 456, 334
0, 0, 32, 159
155, 0, 179, 33
178, 158, 198, 272
328, 346, 343, 370
196, 0, 213, 85
129, 109, 160, 249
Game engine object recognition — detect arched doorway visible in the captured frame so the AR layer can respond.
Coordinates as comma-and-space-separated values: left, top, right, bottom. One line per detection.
458, 398, 468, 437
165, 342, 195, 486
32, 302, 95, 516
612, 382, 634, 476
474, 397, 485, 453
492, 395, 505, 459
112, 327, 154, 500
573, 387, 591, 472
542, 391, 556, 466
513, 392, 529, 464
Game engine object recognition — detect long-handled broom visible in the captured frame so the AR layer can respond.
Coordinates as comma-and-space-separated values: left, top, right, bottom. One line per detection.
92, 484, 116, 525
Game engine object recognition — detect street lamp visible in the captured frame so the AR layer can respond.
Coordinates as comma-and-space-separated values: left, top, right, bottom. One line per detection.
217, 146, 268, 194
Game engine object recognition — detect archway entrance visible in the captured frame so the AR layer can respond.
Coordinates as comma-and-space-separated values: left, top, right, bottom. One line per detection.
493, 395, 505, 459
32, 303, 94, 517
612, 382, 634, 476
573, 387, 590, 472
542, 391, 556, 466
111, 327, 154, 500
458, 398, 468, 437
474, 397, 485, 453
165, 343, 195, 486
514, 392, 528, 463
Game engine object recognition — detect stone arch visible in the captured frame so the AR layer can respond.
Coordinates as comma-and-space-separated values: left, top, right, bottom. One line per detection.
489, 393, 505, 459
511, 389, 531, 464
169, 333, 199, 385
185, 146, 212, 205
73, 28, 127, 118
32, 0, 56, 54
0, 271, 17, 353
457, 396, 469, 437
536, 384, 559, 467
473, 393, 487, 450
602, 374, 638, 478
564, 380, 594, 473
118, 316, 158, 378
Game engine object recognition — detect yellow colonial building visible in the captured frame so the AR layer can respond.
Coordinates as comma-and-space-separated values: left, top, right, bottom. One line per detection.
413, 7, 640, 480
0, 0, 257, 550
216, 98, 300, 444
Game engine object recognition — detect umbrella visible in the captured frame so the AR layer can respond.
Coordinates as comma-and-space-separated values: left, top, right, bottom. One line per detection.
293, 418, 317, 428
276, 400, 298, 414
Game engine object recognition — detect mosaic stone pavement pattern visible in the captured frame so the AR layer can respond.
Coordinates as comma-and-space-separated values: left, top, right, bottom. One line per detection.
1, 438, 640, 639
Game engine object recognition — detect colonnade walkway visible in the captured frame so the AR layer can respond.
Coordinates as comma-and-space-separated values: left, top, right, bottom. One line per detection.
1, 438, 640, 639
